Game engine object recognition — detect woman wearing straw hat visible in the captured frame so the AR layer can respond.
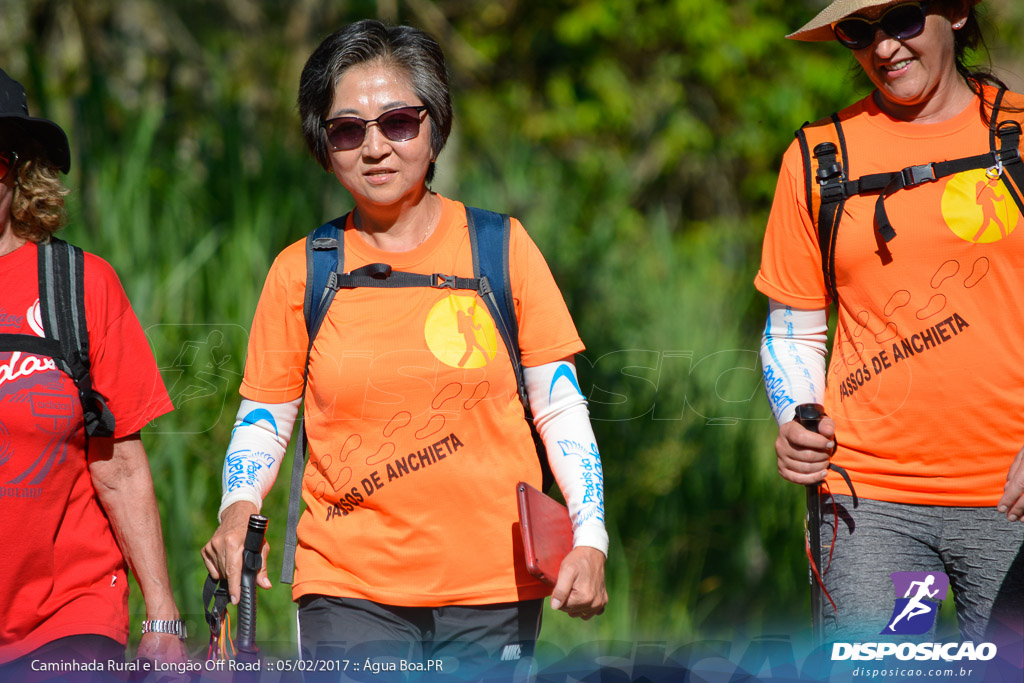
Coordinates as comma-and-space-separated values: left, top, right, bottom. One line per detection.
0, 68, 187, 675
755, 0, 1024, 645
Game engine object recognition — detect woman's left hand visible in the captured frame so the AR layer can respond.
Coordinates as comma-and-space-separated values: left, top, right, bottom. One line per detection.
998, 445, 1024, 522
550, 546, 608, 620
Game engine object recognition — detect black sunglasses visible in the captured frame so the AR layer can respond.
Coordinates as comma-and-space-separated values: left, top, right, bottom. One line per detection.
322, 106, 428, 152
833, 1, 931, 50
0, 150, 18, 182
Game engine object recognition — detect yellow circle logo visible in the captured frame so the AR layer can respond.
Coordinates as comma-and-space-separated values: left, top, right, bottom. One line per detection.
424, 295, 498, 369
941, 169, 1019, 243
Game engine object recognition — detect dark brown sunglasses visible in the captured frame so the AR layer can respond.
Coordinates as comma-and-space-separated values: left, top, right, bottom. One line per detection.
322, 106, 428, 151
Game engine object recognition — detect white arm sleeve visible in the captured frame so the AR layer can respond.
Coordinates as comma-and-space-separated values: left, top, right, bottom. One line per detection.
524, 360, 609, 556
218, 398, 301, 520
760, 299, 828, 425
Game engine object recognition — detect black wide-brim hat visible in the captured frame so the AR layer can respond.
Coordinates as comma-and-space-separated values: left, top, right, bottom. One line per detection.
0, 68, 71, 173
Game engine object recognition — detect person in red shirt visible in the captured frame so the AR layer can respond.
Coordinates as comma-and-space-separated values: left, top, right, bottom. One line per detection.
757, 0, 1024, 648
202, 19, 608, 678
0, 69, 187, 676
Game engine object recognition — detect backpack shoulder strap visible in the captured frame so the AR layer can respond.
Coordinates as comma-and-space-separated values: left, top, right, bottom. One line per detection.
465, 207, 525, 407
796, 114, 847, 309
466, 206, 553, 491
281, 215, 346, 585
37, 238, 116, 437
304, 216, 348, 340
795, 122, 815, 225
991, 87, 1024, 216
993, 88, 1024, 121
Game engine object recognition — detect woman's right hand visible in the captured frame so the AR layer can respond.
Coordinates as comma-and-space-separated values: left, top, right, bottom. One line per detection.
775, 417, 836, 486
201, 501, 272, 604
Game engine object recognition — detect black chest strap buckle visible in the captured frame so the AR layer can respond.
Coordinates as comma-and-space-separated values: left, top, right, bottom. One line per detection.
900, 163, 936, 188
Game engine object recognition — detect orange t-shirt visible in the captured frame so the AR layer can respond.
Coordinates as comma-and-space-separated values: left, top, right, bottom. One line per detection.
241, 195, 585, 605
756, 88, 1024, 506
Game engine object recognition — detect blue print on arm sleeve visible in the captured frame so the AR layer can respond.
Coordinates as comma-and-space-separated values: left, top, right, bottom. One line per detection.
557, 440, 606, 529
548, 363, 584, 403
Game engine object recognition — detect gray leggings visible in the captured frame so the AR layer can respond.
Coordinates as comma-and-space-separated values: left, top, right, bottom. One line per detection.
816, 494, 1024, 647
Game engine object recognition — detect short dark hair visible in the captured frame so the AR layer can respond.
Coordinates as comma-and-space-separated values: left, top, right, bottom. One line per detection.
298, 20, 452, 183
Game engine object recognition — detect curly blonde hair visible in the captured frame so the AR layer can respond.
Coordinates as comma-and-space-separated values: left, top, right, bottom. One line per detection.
9, 140, 69, 243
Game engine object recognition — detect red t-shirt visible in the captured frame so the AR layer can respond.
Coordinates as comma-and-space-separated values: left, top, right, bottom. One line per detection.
241, 195, 585, 606
0, 241, 173, 663
756, 88, 1024, 506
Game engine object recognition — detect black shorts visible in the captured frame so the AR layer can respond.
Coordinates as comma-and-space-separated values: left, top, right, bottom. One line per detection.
297, 595, 543, 682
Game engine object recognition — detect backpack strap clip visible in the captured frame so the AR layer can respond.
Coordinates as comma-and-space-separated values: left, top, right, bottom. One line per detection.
820, 182, 846, 202
899, 163, 936, 188
816, 164, 843, 184
996, 120, 1022, 164
809, 139, 847, 307
814, 142, 843, 185
814, 143, 848, 201
997, 147, 1021, 164
432, 273, 457, 289
478, 275, 494, 297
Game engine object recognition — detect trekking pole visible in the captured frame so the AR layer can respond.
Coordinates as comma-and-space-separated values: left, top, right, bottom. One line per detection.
794, 403, 825, 644
236, 514, 268, 658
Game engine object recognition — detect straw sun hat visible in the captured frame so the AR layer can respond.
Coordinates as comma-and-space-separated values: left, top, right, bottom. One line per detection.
788, 0, 983, 42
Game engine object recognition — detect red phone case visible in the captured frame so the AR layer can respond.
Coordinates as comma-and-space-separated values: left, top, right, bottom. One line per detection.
517, 481, 573, 586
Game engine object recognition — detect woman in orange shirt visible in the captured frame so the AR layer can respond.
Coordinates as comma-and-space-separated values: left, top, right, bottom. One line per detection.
202, 20, 608, 677
757, 0, 1024, 650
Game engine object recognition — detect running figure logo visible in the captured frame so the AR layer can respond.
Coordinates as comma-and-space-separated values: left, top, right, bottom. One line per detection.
974, 178, 1008, 241
881, 571, 950, 635
941, 169, 1020, 243
456, 302, 489, 367
424, 295, 497, 369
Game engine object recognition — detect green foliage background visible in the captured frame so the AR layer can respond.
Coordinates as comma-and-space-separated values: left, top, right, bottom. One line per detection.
3, 0, 1022, 658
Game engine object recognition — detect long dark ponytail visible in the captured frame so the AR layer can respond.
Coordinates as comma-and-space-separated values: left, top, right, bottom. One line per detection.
947, 1, 1022, 118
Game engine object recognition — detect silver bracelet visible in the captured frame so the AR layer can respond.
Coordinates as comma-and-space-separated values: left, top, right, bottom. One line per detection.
141, 619, 188, 640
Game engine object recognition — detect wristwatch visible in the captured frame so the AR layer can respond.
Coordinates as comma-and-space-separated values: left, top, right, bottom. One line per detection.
141, 619, 188, 640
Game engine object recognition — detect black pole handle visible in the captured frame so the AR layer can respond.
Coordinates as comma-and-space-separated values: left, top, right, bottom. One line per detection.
793, 403, 824, 434
794, 404, 825, 643
236, 514, 268, 655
